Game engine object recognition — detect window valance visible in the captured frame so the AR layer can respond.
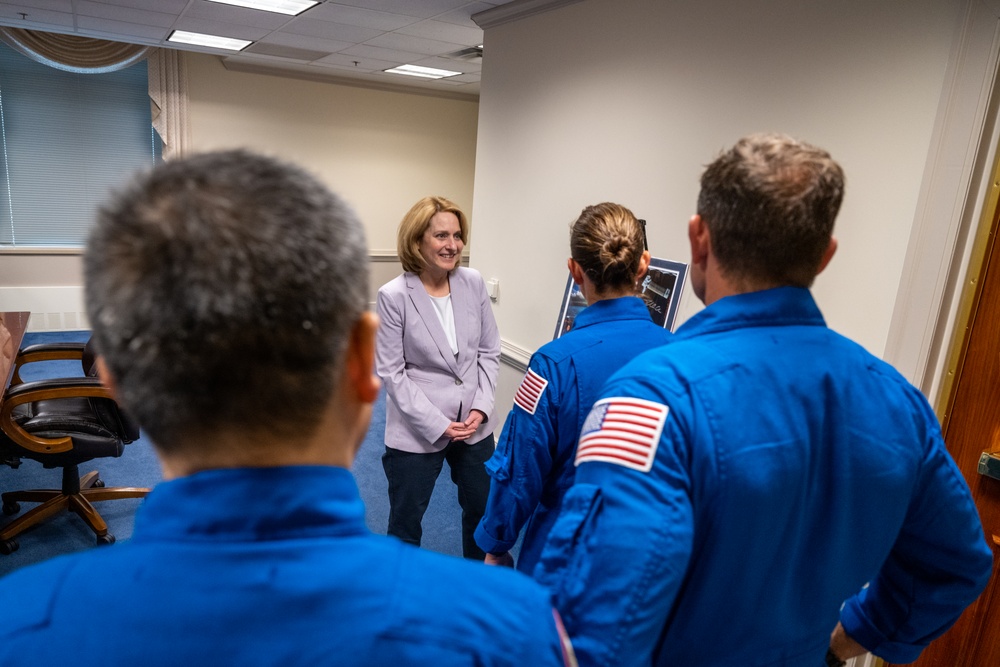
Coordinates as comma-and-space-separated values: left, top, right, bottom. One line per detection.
0, 27, 151, 74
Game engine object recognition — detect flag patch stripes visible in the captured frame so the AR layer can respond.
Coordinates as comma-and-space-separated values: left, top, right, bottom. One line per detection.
514, 368, 548, 415
574, 397, 668, 473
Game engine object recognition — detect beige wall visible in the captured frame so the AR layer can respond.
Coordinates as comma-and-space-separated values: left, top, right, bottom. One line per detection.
0, 255, 81, 287
472, 0, 965, 376
186, 53, 479, 253
0, 53, 479, 319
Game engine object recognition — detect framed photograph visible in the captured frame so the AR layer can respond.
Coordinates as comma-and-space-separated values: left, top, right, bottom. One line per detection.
553, 257, 688, 339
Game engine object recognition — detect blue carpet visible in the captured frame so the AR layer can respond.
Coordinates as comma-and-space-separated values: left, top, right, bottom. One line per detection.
0, 331, 470, 578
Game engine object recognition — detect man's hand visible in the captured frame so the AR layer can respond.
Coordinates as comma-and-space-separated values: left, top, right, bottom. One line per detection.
829, 622, 867, 662
485, 552, 515, 567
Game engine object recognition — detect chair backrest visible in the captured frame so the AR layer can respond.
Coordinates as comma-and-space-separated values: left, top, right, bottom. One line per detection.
81, 338, 140, 442
82, 337, 99, 378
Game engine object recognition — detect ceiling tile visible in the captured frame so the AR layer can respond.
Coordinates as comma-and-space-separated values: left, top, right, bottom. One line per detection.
305, 3, 418, 31
244, 42, 330, 61
0, 0, 72, 13
74, 1, 176, 28
395, 19, 481, 46
340, 43, 424, 65
257, 31, 353, 53
0, 11, 73, 32
328, 0, 471, 20
89, 0, 189, 11
283, 17, 382, 43
364, 31, 463, 57
76, 17, 171, 41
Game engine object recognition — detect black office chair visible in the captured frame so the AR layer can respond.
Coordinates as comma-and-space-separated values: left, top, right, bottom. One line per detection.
0, 339, 149, 555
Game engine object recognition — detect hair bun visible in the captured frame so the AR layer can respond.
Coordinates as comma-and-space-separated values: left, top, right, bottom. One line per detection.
570, 203, 644, 294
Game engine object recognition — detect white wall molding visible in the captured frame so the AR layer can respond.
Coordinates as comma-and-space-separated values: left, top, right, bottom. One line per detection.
369, 250, 400, 262
500, 338, 531, 372
0, 247, 81, 255
369, 251, 471, 266
884, 0, 1000, 399
473, 0, 585, 29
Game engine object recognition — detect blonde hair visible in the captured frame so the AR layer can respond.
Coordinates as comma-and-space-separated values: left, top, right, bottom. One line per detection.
570, 202, 645, 295
396, 196, 469, 274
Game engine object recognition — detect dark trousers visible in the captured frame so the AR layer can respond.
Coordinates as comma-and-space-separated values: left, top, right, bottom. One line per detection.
382, 434, 494, 560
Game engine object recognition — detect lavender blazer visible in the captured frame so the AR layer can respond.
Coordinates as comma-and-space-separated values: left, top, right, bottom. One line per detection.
375, 267, 501, 453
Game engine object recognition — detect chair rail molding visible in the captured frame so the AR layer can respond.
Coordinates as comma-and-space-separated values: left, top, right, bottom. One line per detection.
500, 338, 531, 373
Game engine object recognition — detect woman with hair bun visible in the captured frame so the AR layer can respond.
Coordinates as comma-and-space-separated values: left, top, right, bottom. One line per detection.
474, 202, 672, 573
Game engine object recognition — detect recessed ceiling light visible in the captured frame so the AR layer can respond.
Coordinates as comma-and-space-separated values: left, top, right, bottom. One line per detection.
168, 30, 252, 52
207, 0, 319, 16
384, 64, 461, 80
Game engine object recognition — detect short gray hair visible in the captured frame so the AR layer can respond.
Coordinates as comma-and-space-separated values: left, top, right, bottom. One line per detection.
84, 150, 369, 454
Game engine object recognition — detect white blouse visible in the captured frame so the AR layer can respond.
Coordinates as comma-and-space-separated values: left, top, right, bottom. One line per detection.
428, 293, 459, 356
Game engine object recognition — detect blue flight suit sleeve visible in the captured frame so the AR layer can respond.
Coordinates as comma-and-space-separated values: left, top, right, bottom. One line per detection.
475, 355, 560, 556
534, 377, 695, 667
839, 397, 994, 664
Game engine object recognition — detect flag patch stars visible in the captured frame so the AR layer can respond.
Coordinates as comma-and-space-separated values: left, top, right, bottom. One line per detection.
575, 397, 668, 473
514, 368, 548, 415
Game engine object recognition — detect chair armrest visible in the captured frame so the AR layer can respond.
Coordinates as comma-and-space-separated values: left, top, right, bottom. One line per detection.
11, 342, 86, 385
1, 377, 111, 455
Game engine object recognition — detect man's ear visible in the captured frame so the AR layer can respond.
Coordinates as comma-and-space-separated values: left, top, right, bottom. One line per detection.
95, 356, 120, 401
816, 237, 838, 275
568, 258, 586, 286
688, 214, 710, 268
345, 311, 381, 405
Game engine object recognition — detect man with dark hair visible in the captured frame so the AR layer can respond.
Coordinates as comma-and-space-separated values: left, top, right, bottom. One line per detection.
0, 150, 573, 667
535, 133, 992, 666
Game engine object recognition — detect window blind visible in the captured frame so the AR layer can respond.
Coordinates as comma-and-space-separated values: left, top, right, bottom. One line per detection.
0, 42, 159, 249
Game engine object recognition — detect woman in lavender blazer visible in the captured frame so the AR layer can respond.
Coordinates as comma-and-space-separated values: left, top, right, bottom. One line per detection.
375, 196, 500, 559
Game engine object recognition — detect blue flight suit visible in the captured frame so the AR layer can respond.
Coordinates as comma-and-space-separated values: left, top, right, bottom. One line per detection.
535, 287, 993, 667
0, 466, 572, 667
474, 297, 671, 574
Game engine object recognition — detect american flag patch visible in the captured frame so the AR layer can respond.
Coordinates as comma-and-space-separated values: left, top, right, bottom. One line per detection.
514, 368, 548, 415
574, 397, 668, 473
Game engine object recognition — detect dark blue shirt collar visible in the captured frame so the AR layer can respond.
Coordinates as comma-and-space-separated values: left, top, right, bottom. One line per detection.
571, 296, 655, 332
132, 465, 369, 543
675, 286, 826, 341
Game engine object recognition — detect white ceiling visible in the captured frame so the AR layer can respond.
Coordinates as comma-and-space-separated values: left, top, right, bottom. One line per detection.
0, 0, 513, 99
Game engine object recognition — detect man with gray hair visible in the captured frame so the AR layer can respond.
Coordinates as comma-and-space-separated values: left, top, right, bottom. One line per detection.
535, 133, 992, 666
0, 150, 573, 667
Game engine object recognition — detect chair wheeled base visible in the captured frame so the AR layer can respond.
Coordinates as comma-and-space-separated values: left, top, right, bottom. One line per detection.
0, 463, 149, 555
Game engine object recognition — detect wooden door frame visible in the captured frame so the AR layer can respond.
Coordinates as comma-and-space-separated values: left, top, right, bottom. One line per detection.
883, 0, 1000, 401
937, 138, 1000, 433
